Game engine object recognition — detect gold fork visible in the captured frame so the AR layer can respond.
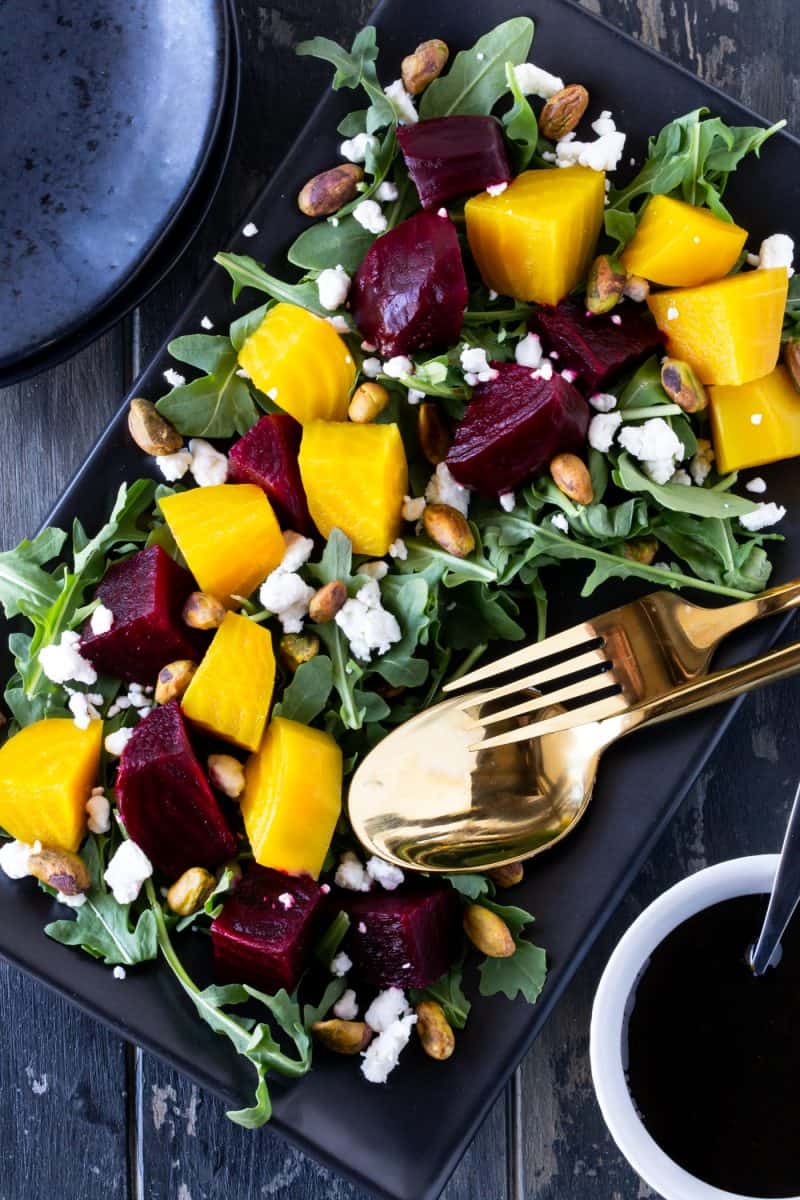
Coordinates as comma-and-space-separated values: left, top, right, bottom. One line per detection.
349, 637, 800, 873
441, 579, 800, 752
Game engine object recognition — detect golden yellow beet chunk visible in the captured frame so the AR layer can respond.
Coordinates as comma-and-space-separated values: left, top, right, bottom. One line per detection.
0, 718, 102, 851
238, 302, 355, 424
465, 166, 605, 305
242, 716, 342, 877
182, 612, 276, 751
647, 267, 788, 386
710, 365, 800, 473
159, 484, 284, 607
298, 421, 408, 556
621, 195, 747, 287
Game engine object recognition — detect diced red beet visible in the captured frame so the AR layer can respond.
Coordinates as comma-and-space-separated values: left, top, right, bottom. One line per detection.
350, 210, 468, 357
116, 702, 237, 880
446, 364, 590, 494
337, 881, 462, 988
227, 413, 312, 533
80, 545, 203, 683
529, 300, 664, 395
211, 864, 324, 993
397, 116, 513, 211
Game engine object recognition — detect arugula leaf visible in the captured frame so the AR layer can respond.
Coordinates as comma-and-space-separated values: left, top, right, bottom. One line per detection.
653, 511, 774, 593
0, 528, 67, 620
479, 939, 547, 1005
274, 655, 334, 724
420, 18, 534, 118
156, 335, 258, 437
297, 26, 395, 133
288, 215, 375, 274
214, 253, 327, 316
605, 109, 785, 252
410, 962, 471, 1029
315, 622, 365, 730
230, 303, 270, 351
445, 873, 494, 900
613, 454, 757, 518
501, 61, 537, 171
303, 978, 347, 1029
371, 575, 430, 688
313, 911, 350, 966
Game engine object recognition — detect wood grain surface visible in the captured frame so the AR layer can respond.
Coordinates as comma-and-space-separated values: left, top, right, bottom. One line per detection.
1, 2, 799, 1197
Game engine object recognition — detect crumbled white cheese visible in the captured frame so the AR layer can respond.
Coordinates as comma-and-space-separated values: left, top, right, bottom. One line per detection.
353, 199, 387, 235
188, 438, 228, 487
335, 579, 402, 661
499, 492, 516, 513
747, 252, 761, 267
383, 355, 414, 379
388, 538, 408, 561
200, 315, 214, 330
340, 132, 379, 163
551, 512, 569, 534
327, 314, 350, 333
750, 413, 763, 426
460, 345, 497, 386
690, 439, 715, 486
54, 890, 86, 908
532, 359, 554, 382
554, 113, 626, 172
277, 892, 295, 910
757, 233, 794, 276
359, 560, 389, 581
104, 840, 153, 905
670, 469, 692, 486
163, 368, 186, 388
591, 110, 616, 137
280, 531, 315, 573
746, 477, 767, 494
361, 356, 382, 379
486, 182, 508, 197
610, 314, 622, 326
0, 838, 40, 879
39, 631, 97, 686
488, 289, 499, 301
86, 793, 111, 835
365, 987, 410, 1032
375, 181, 399, 202
361, 340, 376, 352
740, 502, 787, 532
384, 79, 418, 125
366, 856, 404, 891
156, 449, 193, 481
589, 392, 617, 412
407, 387, 426, 405
401, 495, 425, 523
561, 368, 579, 383
334, 851, 372, 892
361, 1011, 417, 1083
514, 332, 543, 369
330, 951, 353, 978
90, 604, 114, 635
618, 418, 685, 485
258, 532, 316, 634
513, 62, 564, 99
113, 966, 127, 981
357, 920, 367, 933
425, 462, 470, 517
666, 306, 680, 321
236, 367, 250, 378
317, 264, 351, 311
242, 222, 259, 237
333, 988, 359, 1020
105, 727, 133, 757
68, 691, 102, 730
588, 411, 622, 453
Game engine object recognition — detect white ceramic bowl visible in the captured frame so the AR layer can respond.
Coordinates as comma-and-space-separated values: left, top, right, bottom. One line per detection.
590, 855, 787, 1200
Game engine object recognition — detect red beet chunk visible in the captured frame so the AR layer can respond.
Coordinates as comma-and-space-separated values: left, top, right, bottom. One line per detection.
116, 702, 236, 880
447, 364, 590, 494
211, 864, 324, 993
530, 300, 664, 394
397, 116, 512, 210
338, 881, 461, 988
80, 545, 202, 683
228, 413, 311, 532
350, 210, 468, 357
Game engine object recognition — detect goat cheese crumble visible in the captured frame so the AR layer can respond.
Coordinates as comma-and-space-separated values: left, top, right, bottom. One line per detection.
757, 233, 794, 276
618, 417, 685, 485
330, 951, 353, 978
353, 200, 388, 235
361, 356, 382, 379
242, 222, 258, 237
104, 727, 133, 758
104, 840, 153, 905
156, 449, 193, 481
67, 690, 102, 730
375, 181, 399, 202
388, 538, 408, 560
425, 462, 470, 516
551, 513, 569, 534
335, 579, 401, 661
460, 345, 497, 385
500, 491, 516, 512
588, 392, 617, 413
690, 439, 715, 486
366, 855, 404, 890
90, 604, 114, 635
333, 989, 359, 1020
407, 388, 426, 405
358, 560, 389, 581
365, 987, 409, 1032
334, 851, 372, 892
739, 502, 787, 532
514, 332, 543, 369
340, 132, 378, 163
554, 113, 626, 172
39, 631, 97, 686
588, 411, 622, 453
200, 315, 214, 330
532, 359, 554, 382
361, 989, 417, 1083
402, 495, 426, 522
163, 368, 186, 388
383, 79, 418, 125
188, 438, 228, 487
259, 533, 315, 634
277, 892, 295, 910
486, 181, 508, 196
86, 791, 111, 835
327, 314, 350, 333
317, 264, 351, 311
382, 355, 413, 379
746, 477, 767, 494
0, 839, 40, 880
113, 966, 127, 981
513, 62, 564, 98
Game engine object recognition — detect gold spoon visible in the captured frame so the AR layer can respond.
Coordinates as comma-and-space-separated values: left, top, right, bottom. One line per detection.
349, 638, 800, 873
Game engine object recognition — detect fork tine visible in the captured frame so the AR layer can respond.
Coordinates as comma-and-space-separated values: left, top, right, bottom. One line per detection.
468, 692, 628, 752
473, 673, 617, 728
442, 621, 598, 693
457, 646, 610, 713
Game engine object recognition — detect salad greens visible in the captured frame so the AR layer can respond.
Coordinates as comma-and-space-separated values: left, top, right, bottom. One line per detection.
0, 14, 793, 1129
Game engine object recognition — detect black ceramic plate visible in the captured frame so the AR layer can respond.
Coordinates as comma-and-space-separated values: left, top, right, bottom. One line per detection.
0, 0, 238, 385
1, 2, 799, 1198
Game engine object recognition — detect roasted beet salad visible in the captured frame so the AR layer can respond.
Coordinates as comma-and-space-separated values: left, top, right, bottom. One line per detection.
0, 16, 797, 1125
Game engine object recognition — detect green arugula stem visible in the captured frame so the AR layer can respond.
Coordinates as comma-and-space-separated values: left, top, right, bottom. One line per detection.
448, 643, 489, 684
622, 404, 684, 420
463, 306, 535, 324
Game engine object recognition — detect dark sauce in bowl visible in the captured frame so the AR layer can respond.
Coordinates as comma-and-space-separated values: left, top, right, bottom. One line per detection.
627, 893, 800, 1197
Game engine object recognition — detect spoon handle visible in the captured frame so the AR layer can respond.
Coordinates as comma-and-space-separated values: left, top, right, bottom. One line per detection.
749, 778, 800, 975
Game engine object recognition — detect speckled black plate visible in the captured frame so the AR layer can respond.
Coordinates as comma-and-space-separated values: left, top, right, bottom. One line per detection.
0, 0, 238, 384
1, 2, 800, 1198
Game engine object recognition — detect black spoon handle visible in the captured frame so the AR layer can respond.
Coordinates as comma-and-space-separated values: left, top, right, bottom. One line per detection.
750, 778, 800, 976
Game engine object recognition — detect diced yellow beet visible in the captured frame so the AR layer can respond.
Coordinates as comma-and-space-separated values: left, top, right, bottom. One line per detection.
159, 484, 284, 607
298, 421, 408, 556
621, 195, 747, 287
237, 302, 355, 424
647, 267, 788, 386
710, 365, 800, 473
0, 718, 102, 851
464, 166, 606, 305
241, 716, 342, 877
182, 612, 276, 751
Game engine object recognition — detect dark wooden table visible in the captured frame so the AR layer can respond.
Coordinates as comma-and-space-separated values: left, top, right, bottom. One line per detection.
2, 2, 799, 1196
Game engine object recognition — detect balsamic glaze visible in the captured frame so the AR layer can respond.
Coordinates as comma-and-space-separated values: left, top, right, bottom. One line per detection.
626, 894, 800, 1197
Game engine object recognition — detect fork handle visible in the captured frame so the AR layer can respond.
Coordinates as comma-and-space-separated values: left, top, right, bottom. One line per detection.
712, 578, 800, 638
623, 638, 800, 733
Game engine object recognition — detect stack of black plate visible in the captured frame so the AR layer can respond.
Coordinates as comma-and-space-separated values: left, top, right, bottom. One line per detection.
0, 0, 239, 385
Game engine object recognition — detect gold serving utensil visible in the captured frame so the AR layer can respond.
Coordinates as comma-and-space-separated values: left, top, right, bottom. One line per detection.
349, 638, 800, 874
